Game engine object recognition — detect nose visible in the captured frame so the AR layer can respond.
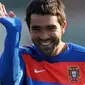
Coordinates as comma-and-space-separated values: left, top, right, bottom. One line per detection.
39, 30, 49, 40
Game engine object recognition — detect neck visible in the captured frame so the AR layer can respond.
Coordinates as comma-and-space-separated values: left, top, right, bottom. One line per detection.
51, 41, 67, 56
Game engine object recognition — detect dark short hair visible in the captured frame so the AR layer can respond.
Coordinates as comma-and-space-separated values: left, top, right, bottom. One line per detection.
25, 0, 66, 29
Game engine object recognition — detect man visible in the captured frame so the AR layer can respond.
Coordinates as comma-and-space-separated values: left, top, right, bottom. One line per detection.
0, 0, 85, 85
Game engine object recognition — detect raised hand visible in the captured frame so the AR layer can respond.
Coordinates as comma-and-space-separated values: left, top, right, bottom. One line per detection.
0, 3, 22, 32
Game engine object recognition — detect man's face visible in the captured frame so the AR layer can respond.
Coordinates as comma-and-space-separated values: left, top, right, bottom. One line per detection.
30, 14, 66, 56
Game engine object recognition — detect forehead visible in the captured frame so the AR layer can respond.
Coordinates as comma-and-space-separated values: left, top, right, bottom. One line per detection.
30, 14, 58, 26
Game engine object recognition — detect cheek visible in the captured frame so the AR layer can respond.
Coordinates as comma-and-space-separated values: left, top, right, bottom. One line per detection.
30, 32, 39, 41
49, 31, 60, 38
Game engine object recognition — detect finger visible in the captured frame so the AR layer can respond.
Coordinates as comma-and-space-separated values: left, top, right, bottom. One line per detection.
9, 11, 16, 18
2, 4, 8, 16
0, 3, 7, 17
0, 3, 3, 16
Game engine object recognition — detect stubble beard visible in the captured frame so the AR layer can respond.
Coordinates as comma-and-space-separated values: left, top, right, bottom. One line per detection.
33, 38, 60, 57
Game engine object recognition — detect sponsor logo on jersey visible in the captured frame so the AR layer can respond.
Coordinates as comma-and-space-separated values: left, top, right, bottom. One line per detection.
34, 69, 45, 73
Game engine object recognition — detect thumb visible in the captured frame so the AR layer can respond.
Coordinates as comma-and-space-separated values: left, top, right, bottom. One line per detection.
8, 11, 16, 18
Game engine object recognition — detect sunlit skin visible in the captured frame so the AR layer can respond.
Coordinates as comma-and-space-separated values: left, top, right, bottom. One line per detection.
29, 14, 67, 56
0, 3, 15, 18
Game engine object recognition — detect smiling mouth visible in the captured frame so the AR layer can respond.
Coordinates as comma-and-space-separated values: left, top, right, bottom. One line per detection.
40, 41, 52, 46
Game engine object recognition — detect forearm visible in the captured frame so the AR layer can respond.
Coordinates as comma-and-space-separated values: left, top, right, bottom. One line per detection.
0, 4, 23, 84
0, 20, 22, 84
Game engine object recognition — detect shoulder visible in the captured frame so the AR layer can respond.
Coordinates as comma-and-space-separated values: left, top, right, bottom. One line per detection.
19, 46, 30, 53
68, 43, 85, 53
65, 43, 85, 61
19, 45, 36, 56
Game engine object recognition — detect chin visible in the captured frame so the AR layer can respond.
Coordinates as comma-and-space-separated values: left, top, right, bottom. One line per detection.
41, 50, 53, 56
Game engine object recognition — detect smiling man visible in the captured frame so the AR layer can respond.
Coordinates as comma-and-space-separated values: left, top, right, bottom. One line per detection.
0, 0, 85, 85
30, 14, 66, 56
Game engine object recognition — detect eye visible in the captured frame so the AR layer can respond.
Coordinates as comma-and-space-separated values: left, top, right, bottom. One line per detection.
31, 26, 41, 31
47, 25, 57, 30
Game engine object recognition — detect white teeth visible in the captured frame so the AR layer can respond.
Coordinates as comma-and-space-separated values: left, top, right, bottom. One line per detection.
41, 41, 51, 46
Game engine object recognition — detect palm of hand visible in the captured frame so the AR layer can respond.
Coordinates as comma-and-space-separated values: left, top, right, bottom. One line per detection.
0, 3, 22, 32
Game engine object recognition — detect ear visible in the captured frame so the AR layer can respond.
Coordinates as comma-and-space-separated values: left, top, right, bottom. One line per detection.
62, 21, 67, 34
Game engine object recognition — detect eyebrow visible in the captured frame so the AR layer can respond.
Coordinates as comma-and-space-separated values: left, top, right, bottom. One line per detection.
31, 25, 41, 29
31, 24, 57, 29
46, 25, 57, 28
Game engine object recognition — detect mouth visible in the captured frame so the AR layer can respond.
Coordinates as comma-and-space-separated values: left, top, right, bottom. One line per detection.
40, 41, 52, 46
